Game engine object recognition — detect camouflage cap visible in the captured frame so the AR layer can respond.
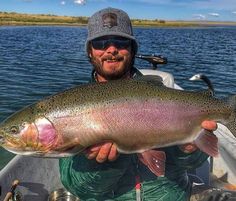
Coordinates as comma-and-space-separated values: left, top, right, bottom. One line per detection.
85, 7, 138, 54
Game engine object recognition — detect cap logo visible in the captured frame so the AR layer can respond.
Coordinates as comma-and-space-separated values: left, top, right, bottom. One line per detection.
102, 13, 117, 28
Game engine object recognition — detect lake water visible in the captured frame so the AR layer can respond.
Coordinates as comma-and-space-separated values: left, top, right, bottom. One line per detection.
0, 26, 236, 169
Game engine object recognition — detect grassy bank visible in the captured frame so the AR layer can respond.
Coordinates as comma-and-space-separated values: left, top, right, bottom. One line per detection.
1, 12, 236, 27
0, 12, 88, 26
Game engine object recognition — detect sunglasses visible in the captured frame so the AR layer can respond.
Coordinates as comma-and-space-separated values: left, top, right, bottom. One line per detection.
91, 38, 131, 50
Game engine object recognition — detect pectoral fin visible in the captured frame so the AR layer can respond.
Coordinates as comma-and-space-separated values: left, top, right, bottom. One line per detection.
138, 150, 166, 176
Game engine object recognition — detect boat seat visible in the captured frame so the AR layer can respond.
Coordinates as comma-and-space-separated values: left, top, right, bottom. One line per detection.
139, 69, 175, 88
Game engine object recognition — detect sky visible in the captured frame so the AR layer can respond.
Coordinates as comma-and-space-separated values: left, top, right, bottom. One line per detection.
1, 0, 236, 21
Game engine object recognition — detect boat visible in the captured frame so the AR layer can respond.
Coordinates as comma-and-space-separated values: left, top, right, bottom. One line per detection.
0, 55, 235, 201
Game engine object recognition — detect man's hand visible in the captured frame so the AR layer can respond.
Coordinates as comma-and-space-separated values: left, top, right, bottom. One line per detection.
179, 120, 218, 153
85, 142, 119, 163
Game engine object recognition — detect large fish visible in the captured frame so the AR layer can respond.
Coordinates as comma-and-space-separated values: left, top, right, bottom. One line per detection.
0, 76, 236, 176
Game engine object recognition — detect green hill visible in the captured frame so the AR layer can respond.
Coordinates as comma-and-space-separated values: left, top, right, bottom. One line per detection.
1, 12, 236, 27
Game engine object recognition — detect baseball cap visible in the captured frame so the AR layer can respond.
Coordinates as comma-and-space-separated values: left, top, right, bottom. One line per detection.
85, 7, 138, 53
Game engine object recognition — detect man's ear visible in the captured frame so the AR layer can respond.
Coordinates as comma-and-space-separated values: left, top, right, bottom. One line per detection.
88, 44, 92, 59
88, 50, 92, 62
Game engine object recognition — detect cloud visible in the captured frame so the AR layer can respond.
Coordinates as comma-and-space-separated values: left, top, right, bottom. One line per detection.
208, 13, 220, 17
74, 0, 86, 4
193, 14, 206, 20
61, 1, 66, 5
233, 11, 236, 14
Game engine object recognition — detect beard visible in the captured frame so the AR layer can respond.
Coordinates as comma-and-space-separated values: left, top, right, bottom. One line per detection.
90, 54, 134, 80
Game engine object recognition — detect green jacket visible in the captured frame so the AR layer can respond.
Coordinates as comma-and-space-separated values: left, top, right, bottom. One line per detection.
59, 68, 209, 201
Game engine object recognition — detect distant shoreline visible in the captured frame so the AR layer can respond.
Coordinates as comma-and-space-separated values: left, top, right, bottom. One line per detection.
1, 11, 236, 27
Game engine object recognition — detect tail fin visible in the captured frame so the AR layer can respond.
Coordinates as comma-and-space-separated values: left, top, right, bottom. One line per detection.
225, 95, 236, 137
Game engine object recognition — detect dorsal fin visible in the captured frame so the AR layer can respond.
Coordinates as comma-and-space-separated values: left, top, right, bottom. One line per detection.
200, 90, 214, 97
134, 75, 164, 86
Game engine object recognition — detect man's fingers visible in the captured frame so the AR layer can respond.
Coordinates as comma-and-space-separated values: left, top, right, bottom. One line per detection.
108, 143, 118, 161
86, 149, 99, 160
84, 143, 103, 159
201, 121, 217, 131
96, 142, 113, 163
85, 142, 119, 162
179, 143, 198, 153
89, 143, 105, 152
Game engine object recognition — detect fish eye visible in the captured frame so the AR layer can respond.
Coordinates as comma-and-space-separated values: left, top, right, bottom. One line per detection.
10, 126, 19, 134
22, 122, 28, 127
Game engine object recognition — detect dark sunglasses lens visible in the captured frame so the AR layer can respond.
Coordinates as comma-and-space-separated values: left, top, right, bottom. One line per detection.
91, 40, 105, 50
91, 39, 131, 50
115, 39, 131, 49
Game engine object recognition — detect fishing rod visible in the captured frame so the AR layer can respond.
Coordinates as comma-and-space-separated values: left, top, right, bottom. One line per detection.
135, 54, 168, 69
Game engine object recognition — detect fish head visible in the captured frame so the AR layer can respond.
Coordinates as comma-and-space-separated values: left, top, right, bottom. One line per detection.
0, 120, 37, 153
0, 108, 58, 156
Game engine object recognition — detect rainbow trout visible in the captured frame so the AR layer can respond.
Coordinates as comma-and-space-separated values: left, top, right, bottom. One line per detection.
0, 76, 236, 175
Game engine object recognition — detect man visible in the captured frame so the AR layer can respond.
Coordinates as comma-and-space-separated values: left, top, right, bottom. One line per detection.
59, 7, 217, 201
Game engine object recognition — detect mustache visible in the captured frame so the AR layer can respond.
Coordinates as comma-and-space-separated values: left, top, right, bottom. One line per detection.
101, 55, 124, 62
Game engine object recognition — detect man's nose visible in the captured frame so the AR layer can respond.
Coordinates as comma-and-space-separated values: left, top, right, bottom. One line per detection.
106, 44, 118, 54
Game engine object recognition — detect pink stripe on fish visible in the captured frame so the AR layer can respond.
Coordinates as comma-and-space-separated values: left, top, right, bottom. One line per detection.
94, 99, 205, 152
102, 99, 202, 131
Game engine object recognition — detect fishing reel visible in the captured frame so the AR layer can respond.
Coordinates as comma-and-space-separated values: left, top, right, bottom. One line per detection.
136, 54, 168, 69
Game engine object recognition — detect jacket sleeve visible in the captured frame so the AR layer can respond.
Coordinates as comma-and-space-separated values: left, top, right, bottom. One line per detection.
165, 146, 209, 170
59, 154, 133, 200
